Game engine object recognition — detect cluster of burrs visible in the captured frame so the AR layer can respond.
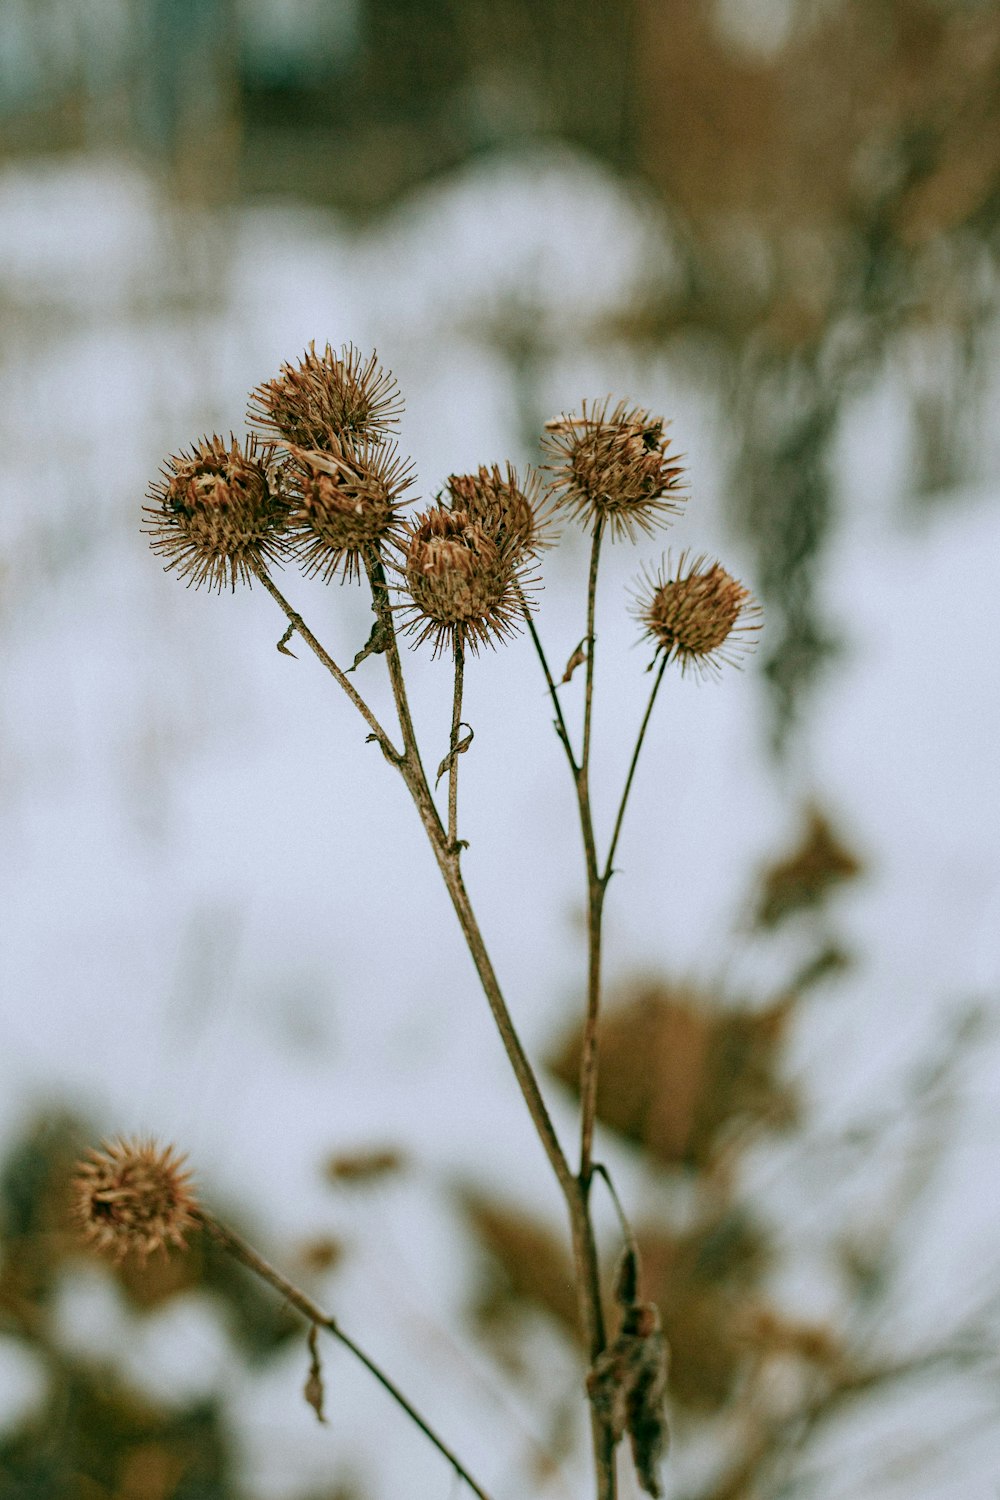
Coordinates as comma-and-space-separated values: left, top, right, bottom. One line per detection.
143, 343, 759, 672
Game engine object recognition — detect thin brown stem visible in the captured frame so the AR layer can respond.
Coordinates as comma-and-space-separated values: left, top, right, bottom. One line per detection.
580, 519, 603, 792
577, 519, 605, 1186
568, 1187, 617, 1499
251, 563, 402, 763
196, 1209, 494, 1500
603, 652, 668, 883
519, 586, 578, 774
572, 519, 616, 1499
449, 635, 465, 850
258, 566, 569, 1196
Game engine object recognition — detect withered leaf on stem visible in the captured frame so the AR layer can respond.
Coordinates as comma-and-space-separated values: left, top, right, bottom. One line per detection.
587, 1300, 670, 1498
304, 1323, 327, 1424
350, 618, 392, 671
436, 724, 474, 787
560, 640, 587, 684
277, 622, 298, 658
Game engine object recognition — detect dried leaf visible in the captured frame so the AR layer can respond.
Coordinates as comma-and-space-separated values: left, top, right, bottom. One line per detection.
588, 1303, 670, 1498
276, 622, 298, 658
325, 1147, 406, 1185
754, 805, 862, 929
304, 1324, 327, 1424
613, 1244, 640, 1308
349, 618, 392, 671
560, 639, 587, 684
435, 723, 474, 786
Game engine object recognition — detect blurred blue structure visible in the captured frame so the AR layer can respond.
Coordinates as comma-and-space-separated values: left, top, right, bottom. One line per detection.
0, 0, 357, 177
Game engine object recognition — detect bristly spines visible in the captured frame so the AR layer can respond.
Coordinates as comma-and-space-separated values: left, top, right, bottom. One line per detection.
249, 343, 403, 451
398, 506, 536, 656
444, 463, 555, 561
542, 399, 686, 540
284, 437, 415, 583
143, 433, 290, 592
631, 552, 762, 677
72, 1138, 198, 1262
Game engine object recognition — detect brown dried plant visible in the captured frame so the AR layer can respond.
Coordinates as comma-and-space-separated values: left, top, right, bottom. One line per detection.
117, 349, 761, 1500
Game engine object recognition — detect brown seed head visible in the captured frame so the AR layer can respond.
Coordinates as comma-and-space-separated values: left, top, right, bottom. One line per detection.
444, 463, 553, 558
72, 1138, 197, 1263
249, 343, 402, 450
632, 553, 761, 676
143, 434, 288, 591
542, 399, 686, 540
401, 506, 530, 655
284, 437, 415, 582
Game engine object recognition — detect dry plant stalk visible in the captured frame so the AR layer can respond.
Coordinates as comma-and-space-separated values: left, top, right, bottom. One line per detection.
80, 343, 761, 1500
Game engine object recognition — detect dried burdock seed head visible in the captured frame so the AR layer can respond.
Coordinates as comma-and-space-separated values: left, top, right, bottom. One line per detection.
285, 437, 415, 582
542, 398, 686, 541
400, 506, 531, 656
249, 343, 403, 450
144, 433, 288, 591
72, 1138, 197, 1262
632, 552, 762, 677
444, 463, 553, 559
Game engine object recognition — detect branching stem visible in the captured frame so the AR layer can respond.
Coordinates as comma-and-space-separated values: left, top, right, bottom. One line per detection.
196, 1209, 494, 1500
603, 653, 668, 883
519, 587, 578, 774
578, 519, 606, 1187
250, 563, 402, 763
257, 557, 615, 1499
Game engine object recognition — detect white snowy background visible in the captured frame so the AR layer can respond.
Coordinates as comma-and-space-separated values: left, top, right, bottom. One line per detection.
0, 147, 999, 1499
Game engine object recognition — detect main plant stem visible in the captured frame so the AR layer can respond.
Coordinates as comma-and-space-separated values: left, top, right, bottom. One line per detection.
578, 520, 605, 1186
520, 525, 672, 1500
258, 559, 616, 1500
572, 521, 616, 1498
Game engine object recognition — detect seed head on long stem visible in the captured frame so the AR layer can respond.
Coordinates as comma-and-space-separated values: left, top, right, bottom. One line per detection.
400, 506, 534, 656
542, 399, 686, 541
249, 343, 403, 451
143, 434, 289, 591
72, 1138, 197, 1262
445, 463, 554, 560
631, 552, 761, 676
284, 437, 415, 582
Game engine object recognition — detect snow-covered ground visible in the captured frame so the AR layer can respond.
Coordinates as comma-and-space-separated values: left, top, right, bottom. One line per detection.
0, 150, 998, 1499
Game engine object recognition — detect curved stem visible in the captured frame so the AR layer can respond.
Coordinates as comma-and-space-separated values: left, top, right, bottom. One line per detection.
251, 563, 402, 763
258, 562, 569, 1198
519, 587, 578, 774
449, 636, 465, 850
196, 1210, 494, 1500
603, 653, 668, 883
593, 1162, 634, 1249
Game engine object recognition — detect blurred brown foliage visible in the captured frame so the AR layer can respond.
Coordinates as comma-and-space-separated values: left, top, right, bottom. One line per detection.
4, 0, 997, 736
0, 1114, 315, 1500
754, 804, 863, 930
550, 985, 798, 1171
462, 805, 997, 1497
318, 0, 999, 738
